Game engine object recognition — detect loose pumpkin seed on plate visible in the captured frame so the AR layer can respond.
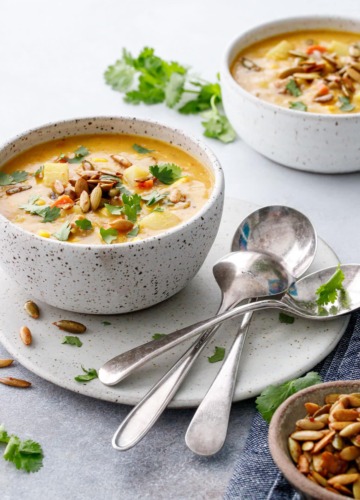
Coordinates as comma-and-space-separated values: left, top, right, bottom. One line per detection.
24, 300, 40, 319
53, 320, 87, 334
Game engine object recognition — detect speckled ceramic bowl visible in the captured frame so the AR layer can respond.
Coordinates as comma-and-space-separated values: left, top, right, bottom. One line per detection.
221, 16, 360, 173
0, 117, 224, 314
269, 379, 360, 499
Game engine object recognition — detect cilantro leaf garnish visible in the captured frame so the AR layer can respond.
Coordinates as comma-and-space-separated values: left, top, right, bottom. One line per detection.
149, 164, 182, 185
289, 101, 307, 112
339, 96, 355, 112
201, 95, 236, 143
152, 207, 164, 212
104, 203, 123, 215
75, 218, 93, 230
142, 190, 167, 206
316, 264, 345, 306
0, 425, 44, 473
62, 336, 82, 347
74, 366, 98, 383
255, 372, 321, 423
132, 144, 154, 154
68, 146, 89, 164
0, 170, 28, 186
100, 227, 118, 244
127, 225, 139, 237
102, 321, 111, 326
122, 193, 142, 222
279, 312, 295, 324
20, 196, 60, 223
208, 346, 226, 363
104, 47, 235, 143
152, 333, 166, 340
53, 221, 71, 241
286, 79, 301, 97
34, 166, 44, 178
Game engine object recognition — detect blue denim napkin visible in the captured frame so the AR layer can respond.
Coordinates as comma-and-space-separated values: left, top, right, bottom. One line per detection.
225, 311, 360, 500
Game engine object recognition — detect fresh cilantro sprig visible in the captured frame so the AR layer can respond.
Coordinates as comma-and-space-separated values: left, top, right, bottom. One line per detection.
0, 424, 44, 473
0, 170, 28, 186
74, 366, 98, 383
68, 146, 89, 164
122, 193, 142, 222
149, 164, 182, 185
62, 336, 82, 347
208, 346, 226, 363
256, 372, 322, 423
201, 95, 236, 143
316, 264, 345, 306
20, 196, 60, 223
104, 47, 235, 143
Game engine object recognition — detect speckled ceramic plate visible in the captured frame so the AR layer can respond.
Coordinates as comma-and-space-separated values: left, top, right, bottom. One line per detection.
0, 198, 349, 407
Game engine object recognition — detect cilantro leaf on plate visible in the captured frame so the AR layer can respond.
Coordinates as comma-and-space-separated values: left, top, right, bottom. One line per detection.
149, 164, 182, 185
62, 336, 83, 347
316, 264, 345, 306
207, 346, 226, 363
74, 366, 98, 383
152, 333, 166, 340
256, 371, 322, 423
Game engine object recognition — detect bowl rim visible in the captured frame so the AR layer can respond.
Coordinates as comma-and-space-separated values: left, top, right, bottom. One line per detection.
222, 14, 360, 120
269, 379, 360, 499
0, 115, 224, 249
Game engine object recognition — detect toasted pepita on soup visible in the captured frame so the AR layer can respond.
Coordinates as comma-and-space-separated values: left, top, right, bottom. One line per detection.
0, 134, 213, 244
232, 30, 360, 114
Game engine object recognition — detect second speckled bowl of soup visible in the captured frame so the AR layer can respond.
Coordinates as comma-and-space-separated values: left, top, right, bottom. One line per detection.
0, 117, 224, 314
221, 16, 360, 173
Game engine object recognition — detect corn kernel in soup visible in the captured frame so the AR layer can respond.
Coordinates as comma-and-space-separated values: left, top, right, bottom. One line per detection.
0, 134, 214, 244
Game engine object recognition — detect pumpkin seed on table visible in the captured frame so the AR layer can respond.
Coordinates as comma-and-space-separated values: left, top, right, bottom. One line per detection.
0, 377, 31, 388
20, 326, 32, 345
24, 300, 40, 319
0, 359, 13, 368
53, 320, 87, 334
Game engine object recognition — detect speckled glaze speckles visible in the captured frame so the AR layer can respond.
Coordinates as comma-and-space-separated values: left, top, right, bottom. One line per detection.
0, 199, 349, 407
221, 16, 360, 173
0, 116, 224, 314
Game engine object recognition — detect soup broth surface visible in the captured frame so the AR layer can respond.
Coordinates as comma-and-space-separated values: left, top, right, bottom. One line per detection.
232, 30, 360, 114
0, 134, 214, 244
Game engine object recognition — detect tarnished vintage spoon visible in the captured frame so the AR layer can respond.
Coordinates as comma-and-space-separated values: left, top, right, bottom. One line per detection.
112, 264, 360, 450
100, 206, 316, 386
185, 206, 317, 455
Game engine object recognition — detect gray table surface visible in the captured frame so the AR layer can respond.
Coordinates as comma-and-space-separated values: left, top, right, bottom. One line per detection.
1, 0, 360, 498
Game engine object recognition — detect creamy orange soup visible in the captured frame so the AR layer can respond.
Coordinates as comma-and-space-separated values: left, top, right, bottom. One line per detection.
232, 30, 360, 114
0, 135, 214, 244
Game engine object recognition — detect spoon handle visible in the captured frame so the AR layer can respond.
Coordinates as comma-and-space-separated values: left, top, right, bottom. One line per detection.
185, 310, 252, 456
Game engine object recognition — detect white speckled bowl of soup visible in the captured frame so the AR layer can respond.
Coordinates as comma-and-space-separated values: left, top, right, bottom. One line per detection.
0, 117, 224, 314
221, 16, 360, 173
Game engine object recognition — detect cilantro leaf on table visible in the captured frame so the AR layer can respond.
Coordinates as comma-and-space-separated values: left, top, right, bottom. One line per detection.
104, 47, 235, 143
256, 371, 322, 423
0, 425, 44, 473
62, 336, 82, 347
132, 144, 154, 154
53, 221, 71, 241
74, 366, 98, 383
149, 164, 182, 185
75, 218, 93, 231
100, 227, 118, 244
286, 79, 302, 97
0, 170, 28, 186
208, 346, 226, 363
68, 146, 89, 164
316, 264, 345, 306
201, 95, 236, 143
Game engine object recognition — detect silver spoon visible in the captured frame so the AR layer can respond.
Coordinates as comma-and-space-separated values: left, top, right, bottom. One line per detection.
185, 207, 317, 455
112, 263, 359, 451
111, 250, 293, 450
99, 206, 316, 386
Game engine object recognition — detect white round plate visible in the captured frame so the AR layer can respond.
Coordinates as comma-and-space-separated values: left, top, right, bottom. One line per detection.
0, 198, 349, 407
